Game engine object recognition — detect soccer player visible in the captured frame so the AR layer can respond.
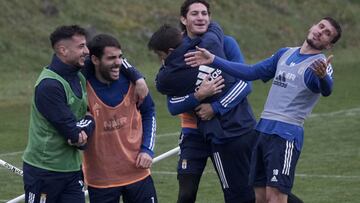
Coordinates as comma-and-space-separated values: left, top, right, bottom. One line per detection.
82, 34, 157, 203
22, 25, 95, 203
149, 1, 257, 201
184, 17, 342, 203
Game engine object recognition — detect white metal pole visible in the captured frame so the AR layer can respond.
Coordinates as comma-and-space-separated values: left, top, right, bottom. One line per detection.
153, 146, 179, 164
6, 194, 25, 203
4, 146, 180, 203
0, 159, 23, 176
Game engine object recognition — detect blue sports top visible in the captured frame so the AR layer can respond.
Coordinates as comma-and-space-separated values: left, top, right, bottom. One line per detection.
211, 47, 333, 150
167, 36, 249, 117
156, 23, 256, 143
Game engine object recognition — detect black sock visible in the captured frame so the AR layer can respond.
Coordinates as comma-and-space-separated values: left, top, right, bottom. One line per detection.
288, 193, 304, 203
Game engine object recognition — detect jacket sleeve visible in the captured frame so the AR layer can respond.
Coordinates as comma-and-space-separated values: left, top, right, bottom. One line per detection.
138, 93, 156, 157
211, 35, 250, 115
211, 48, 289, 82
120, 58, 144, 83
35, 79, 85, 143
211, 80, 252, 115
304, 63, 334, 97
167, 94, 200, 116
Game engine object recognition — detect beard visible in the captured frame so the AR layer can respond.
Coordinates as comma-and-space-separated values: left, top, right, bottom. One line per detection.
306, 38, 325, 51
99, 64, 120, 83
71, 55, 87, 69
74, 62, 84, 69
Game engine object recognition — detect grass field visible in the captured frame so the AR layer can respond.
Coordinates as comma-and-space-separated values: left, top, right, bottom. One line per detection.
0, 78, 359, 202
1, 74, 359, 202
1, 0, 360, 202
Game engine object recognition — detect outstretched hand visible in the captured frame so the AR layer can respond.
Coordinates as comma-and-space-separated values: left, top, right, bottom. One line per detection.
184, 46, 215, 67
311, 55, 333, 78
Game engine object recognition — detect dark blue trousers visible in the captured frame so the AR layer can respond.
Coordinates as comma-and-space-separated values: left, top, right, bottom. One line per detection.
23, 162, 85, 203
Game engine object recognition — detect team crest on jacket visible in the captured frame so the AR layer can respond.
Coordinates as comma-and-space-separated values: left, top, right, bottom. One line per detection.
92, 102, 101, 117
40, 193, 47, 203
181, 159, 187, 169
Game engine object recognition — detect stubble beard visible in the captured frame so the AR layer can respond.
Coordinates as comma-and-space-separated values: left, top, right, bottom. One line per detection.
100, 64, 119, 83
306, 38, 324, 51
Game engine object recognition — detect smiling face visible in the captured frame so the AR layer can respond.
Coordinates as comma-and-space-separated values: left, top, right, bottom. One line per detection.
306, 19, 338, 50
181, 2, 210, 38
61, 34, 89, 68
93, 46, 123, 83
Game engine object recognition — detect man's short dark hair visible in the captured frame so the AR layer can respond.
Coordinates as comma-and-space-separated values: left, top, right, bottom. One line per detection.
87, 34, 121, 59
180, 0, 210, 18
322, 17, 342, 44
148, 24, 182, 54
50, 25, 87, 48
179, 0, 210, 31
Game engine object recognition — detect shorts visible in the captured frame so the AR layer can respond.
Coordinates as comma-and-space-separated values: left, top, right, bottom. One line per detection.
88, 175, 157, 203
249, 132, 300, 195
177, 132, 211, 175
211, 131, 257, 203
23, 162, 85, 203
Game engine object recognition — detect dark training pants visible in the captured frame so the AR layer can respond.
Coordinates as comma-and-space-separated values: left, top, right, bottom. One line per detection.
23, 162, 85, 203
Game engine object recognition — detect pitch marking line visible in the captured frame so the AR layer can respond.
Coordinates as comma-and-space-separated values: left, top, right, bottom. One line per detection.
0, 132, 181, 157
310, 107, 360, 118
157, 132, 179, 138
0, 108, 360, 170
1, 107, 359, 157
0, 132, 180, 157
152, 171, 360, 179
0, 151, 23, 157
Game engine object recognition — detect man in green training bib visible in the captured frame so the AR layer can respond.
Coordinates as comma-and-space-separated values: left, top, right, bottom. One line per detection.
22, 25, 95, 203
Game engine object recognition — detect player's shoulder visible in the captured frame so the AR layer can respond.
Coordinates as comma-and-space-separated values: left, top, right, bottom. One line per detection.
121, 58, 133, 69
267, 47, 290, 60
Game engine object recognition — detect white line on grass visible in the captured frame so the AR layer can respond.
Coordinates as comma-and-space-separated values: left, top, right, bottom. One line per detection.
0, 108, 360, 172
0, 151, 23, 157
296, 173, 360, 179
152, 170, 360, 179
310, 107, 360, 118
157, 132, 180, 138
152, 171, 177, 175
0, 132, 181, 157
3, 107, 359, 157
